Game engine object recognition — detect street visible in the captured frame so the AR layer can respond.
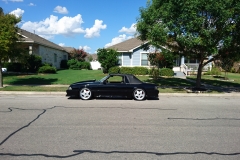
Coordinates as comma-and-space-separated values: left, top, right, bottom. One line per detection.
0, 95, 240, 160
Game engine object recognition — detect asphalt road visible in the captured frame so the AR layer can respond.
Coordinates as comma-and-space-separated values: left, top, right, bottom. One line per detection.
0, 95, 239, 160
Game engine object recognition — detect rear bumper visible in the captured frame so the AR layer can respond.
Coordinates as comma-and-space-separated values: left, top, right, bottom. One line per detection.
147, 89, 159, 98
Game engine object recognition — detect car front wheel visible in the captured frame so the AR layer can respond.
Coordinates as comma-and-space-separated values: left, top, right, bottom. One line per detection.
133, 88, 146, 101
80, 88, 92, 100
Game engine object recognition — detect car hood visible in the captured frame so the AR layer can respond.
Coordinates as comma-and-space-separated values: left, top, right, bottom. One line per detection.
70, 79, 99, 86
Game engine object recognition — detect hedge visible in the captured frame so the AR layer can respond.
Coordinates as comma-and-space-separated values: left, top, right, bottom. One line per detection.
38, 65, 57, 74
159, 68, 174, 76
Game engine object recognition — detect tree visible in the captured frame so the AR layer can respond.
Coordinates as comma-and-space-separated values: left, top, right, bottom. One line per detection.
97, 48, 119, 73
148, 50, 175, 69
136, 0, 240, 88
0, 7, 21, 87
69, 48, 88, 61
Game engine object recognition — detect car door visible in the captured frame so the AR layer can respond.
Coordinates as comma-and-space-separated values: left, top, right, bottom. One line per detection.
96, 75, 128, 97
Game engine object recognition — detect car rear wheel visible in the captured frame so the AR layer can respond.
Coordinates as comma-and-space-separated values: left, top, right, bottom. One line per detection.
133, 88, 146, 101
80, 88, 92, 100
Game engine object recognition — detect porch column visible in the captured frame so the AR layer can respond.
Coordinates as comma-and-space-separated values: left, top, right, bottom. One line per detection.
181, 56, 184, 65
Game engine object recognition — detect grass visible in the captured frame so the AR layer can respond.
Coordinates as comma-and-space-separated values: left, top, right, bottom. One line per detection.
188, 72, 240, 87
1, 70, 240, 93
3, 70, 106, 85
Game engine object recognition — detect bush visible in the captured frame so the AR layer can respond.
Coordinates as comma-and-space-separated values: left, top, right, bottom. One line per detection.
149, 68, 160, 79
26, 55, 42, 73
132, 67, 148, 75
60, 60, 68, 69
204, 67, 221, 76
159, 68, 174, 76
120, 67, 134, 74
108, 66, 120, 74
67, 59, 90, 70
38, 65, 56, 74
79, 61, 91, 70
3, 63, 23, 72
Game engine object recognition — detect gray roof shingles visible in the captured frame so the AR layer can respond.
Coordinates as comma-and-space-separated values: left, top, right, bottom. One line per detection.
107, 38, 146, 52
18, 29, 66, 51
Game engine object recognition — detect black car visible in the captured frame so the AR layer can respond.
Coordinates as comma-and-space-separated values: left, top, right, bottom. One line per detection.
66, 74, 159, 100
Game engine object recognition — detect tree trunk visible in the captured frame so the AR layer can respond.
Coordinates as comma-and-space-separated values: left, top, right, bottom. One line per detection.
196, 60, 204, 88
0, 62, 3, 88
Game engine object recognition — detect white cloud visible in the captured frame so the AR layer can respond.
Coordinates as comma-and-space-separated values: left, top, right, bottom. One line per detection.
79, 45, 91, 52
29, 3, 36, 6
84, 19, 107, 38
54, 6, 68, 14
10, 8, 24, 18
59, 43, 65, 47
21, 14, 85, 38
119, 23, 136, 35
105, 34, 133, 48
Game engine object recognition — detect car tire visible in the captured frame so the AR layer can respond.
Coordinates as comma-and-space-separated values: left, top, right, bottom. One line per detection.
80, 88, 92, 100
133, 88, 146, 101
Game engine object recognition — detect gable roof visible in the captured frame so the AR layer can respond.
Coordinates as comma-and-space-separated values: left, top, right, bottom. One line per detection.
107, 37, 147, 52
62, 47, 75, 53
18, 29, 65, 51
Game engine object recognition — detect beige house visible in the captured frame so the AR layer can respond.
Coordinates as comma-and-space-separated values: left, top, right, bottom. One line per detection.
18, 29, 68, 69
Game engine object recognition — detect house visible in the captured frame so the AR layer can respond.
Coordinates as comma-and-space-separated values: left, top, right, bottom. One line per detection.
18, 29, 68, 69
107, 37, 212, 76
107, 38, 151, 67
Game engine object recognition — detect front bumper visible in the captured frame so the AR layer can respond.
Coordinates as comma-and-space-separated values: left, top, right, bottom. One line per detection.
66, 90, 79, 97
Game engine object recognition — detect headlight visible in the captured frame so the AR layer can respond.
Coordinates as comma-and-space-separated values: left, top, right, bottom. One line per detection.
68, 86, 72, 90
155, 86, 158, 90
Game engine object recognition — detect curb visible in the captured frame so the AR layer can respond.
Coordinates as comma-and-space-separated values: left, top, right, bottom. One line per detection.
1, 91, 240, 97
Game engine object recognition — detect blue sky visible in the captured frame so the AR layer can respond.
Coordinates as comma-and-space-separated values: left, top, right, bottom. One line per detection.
1, 0, 148, 54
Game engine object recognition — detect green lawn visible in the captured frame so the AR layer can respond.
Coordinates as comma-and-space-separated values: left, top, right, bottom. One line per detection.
3, 70, 106, 85
1, 70, 240, 93
188, 72, 240, 87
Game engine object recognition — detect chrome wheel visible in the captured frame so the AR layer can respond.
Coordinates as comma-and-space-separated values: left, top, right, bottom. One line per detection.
80, 88, 92, 100
133, 88, 145, 101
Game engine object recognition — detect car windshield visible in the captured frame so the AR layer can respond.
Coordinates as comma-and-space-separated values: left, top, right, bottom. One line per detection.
98, 75, 109, 82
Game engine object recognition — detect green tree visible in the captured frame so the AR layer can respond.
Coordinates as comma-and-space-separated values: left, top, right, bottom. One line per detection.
97, 48, 118, 73
136, 0, 240, 88
0, 7, 21, 87
148, 50, 175, 69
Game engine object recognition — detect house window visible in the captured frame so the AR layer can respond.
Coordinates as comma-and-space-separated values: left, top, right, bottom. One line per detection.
141, 53, 148, 66
54, 53, 57, 62
63, 55, 67, 60
118, 54, 122, 66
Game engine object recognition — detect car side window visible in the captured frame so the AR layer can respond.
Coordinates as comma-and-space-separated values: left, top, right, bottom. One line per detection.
107, 76, 124, 83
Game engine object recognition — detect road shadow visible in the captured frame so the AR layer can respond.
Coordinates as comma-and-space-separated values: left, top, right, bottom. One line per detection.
68, 96, 159, 101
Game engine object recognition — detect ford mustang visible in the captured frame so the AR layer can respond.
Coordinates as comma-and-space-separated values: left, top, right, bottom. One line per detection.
66, 74, 159, 100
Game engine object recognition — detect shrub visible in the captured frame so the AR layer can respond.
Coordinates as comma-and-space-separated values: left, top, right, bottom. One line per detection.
67, 59, 90, 70
159, 68, 174, 76
120, 67, 134, 74
204, 67, 221, 76
79, 61, 91, 70
60, 60, 68, 69
149, 68, 160, 79
108, 66, 120, 74
132, 67, 148, 75
26, 55, 42, 73
38, 65, 56, 74
3, 62, 23, 72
